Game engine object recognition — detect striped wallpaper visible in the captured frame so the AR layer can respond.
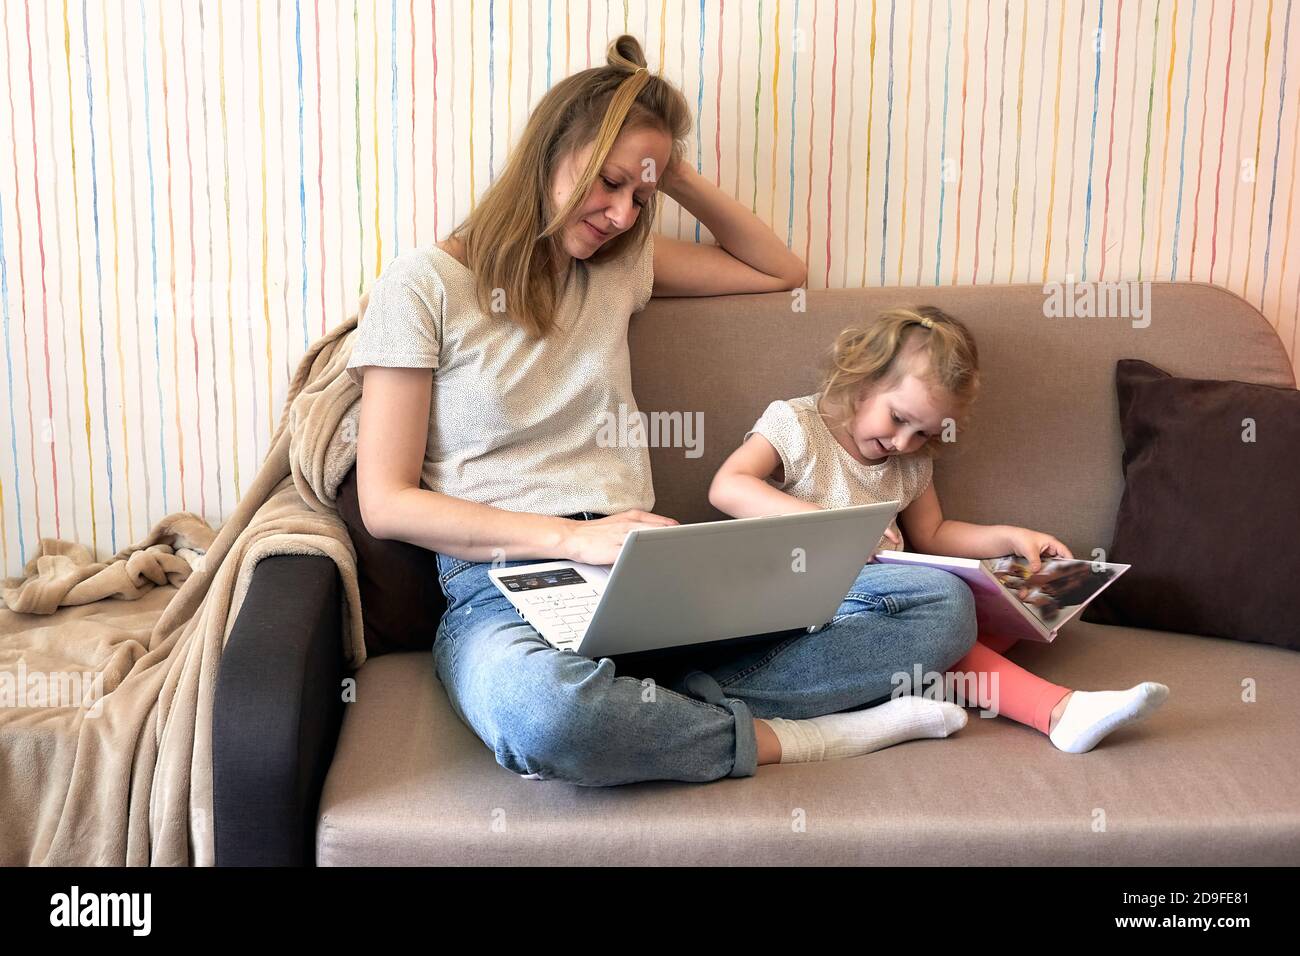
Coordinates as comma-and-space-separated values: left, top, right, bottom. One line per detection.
0, 0, 1297, 579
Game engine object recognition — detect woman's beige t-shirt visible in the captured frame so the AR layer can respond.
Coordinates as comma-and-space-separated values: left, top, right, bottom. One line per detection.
744, 394, 934, 551
345, 234, 657, 516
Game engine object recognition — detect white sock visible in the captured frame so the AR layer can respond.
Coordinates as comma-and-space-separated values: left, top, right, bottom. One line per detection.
761, 696, 969, 764
1048, 682, 1170, 754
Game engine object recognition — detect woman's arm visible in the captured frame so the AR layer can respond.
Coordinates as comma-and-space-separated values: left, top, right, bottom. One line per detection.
355, 367, 675, 563
708, 434, 821, 518
652, 162, 807, 296
356, 367, 569, 558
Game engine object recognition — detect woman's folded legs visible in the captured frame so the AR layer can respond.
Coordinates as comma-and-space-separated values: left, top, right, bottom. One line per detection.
432, 562, 979, 784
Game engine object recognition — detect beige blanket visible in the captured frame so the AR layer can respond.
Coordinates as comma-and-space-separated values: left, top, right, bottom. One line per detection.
0, 303, 370, 865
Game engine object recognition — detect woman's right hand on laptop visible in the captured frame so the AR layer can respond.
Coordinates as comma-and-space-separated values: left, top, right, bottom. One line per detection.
562, 510, 680, 566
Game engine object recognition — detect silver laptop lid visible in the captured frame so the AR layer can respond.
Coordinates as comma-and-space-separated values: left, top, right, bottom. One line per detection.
579, 502, 899, 657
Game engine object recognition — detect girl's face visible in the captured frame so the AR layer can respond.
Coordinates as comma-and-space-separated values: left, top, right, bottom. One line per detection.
550, 125, 672, 260
834, 373, 952, 465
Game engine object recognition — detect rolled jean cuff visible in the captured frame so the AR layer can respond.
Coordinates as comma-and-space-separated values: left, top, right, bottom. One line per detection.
682, 670, 758, 778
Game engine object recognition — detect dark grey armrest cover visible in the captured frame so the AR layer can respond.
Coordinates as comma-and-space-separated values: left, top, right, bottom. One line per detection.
212, 554, 348, 866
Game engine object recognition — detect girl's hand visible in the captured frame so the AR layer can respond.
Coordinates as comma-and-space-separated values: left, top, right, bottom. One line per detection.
868, 525, 902, 562
998, 526, 1072, 573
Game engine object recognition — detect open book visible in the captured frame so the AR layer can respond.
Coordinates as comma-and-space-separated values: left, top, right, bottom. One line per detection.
872, 551, 1131, 643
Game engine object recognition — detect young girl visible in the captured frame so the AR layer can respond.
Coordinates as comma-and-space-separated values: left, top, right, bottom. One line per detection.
709, 306, 1169, 754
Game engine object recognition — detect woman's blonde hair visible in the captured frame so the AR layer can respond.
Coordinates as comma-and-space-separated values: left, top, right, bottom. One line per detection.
447, 35, 692, 338
816, 306, 981, 459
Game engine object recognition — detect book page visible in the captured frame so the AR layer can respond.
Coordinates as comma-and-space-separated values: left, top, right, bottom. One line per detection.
980, 556, 1129, 632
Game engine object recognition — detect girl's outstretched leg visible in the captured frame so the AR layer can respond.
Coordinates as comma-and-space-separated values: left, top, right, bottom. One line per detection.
948, 638, 1070, 734
947, 636, 1170, 753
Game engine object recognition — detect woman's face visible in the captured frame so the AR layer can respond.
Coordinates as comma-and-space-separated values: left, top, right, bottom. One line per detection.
550, 125, 672, 260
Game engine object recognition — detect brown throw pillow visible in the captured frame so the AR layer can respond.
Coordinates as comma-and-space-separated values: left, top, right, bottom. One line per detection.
1081, 359, 1300, 651
335, 465, 446, 657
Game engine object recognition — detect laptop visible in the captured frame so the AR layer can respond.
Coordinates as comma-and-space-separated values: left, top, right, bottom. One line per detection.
488, 502, 900, 658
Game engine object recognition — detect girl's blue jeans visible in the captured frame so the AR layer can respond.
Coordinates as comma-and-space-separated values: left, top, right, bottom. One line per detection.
431, 513, 978, 786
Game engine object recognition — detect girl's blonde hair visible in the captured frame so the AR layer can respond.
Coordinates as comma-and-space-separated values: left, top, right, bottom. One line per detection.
447, 35, 692, 338
816, 306, 981, 458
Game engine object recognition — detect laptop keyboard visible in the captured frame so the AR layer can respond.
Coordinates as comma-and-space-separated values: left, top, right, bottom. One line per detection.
520, 588, 601, 643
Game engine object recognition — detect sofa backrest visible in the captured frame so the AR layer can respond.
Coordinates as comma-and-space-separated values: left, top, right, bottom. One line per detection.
627, 281, 1295, 559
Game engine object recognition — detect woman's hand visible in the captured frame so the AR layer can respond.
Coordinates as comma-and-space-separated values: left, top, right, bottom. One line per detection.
650, 162, 807, 295
657, 152, 689, 199
561, 510, 679, 566
997, 526, 1073, 572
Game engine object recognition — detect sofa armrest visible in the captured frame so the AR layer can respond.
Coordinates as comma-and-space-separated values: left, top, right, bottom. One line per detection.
212, 554, 348, 866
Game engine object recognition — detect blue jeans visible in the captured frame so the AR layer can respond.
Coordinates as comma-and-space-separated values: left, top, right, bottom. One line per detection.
431, 515, 977, 786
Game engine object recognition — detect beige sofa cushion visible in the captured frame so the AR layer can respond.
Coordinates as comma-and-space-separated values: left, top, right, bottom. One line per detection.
316, 620, 1300, 865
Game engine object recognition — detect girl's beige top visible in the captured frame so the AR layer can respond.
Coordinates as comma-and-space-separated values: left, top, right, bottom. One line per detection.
346, 235, 657, 516
745, 394, 935, 552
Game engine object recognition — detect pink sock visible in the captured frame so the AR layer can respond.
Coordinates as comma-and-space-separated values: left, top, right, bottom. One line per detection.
947, 635, 1070, 735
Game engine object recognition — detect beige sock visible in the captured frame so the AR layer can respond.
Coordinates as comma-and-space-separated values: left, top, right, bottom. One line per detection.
761, 695, 969, 763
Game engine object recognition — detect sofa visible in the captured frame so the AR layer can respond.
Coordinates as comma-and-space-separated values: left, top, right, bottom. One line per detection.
212, 280, 1300, 865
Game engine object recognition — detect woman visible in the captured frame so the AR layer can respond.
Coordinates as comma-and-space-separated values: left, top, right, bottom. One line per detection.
345, 35, 977, 784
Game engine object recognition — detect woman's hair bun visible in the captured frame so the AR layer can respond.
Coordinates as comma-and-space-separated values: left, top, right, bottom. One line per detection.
607, 34, 648, 71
